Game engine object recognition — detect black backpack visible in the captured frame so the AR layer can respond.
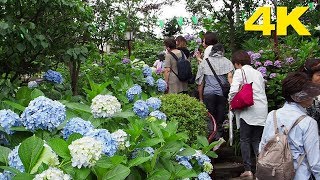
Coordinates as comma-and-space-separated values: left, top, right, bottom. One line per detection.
169, 50, 193, 82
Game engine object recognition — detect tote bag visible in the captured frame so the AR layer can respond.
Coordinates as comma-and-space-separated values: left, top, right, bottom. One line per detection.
230, 69, 254, 110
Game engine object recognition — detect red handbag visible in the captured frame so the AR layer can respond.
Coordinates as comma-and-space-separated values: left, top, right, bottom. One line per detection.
230, 69, 254, 110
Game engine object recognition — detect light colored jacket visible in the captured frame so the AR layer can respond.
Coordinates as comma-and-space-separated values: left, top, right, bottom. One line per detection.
229, 65, 268, 126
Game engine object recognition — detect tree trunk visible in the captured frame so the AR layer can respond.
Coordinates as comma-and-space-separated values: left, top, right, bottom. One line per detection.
68, 60, 80, 96
227, 1, 236, 52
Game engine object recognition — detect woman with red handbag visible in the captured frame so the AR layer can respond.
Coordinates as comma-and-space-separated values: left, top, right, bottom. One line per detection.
229, 50, 268, 178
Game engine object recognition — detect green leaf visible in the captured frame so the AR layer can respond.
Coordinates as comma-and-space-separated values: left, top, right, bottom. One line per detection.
177, 147, 195, 157
74, 168, 91, 180
47, 138, 70, 159
18, 136, 44, 173
197, 136, 209, 147
147, 169, 171, 180
10, 127, 28, 131
12, 173, 34, 180
66, 133, 83, 145
3, 100, 25, 111
128, 156, 151, 167
0, 21, 8, 29
136, 138, 164, 148
95, 155, 125, 169
103, 164, 130, 180
0, 146, 11, 164
0, 166, 21, 175
63, 102, 91, 113
16, 43, 26, 52
206, 151, 218, 158
150, 123, 163, 138
113, 111, 135, 118
30, 89, 44, 99
176, 166, 197, 178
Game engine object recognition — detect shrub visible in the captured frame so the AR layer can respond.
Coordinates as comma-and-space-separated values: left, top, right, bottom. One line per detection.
160, 94, 208, 144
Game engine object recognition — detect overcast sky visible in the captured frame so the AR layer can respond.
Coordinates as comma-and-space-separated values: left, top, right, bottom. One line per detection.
153, 0, 224, 37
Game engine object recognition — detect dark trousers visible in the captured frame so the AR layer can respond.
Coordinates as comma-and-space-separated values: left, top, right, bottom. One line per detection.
240, 118, 264, 171
204, 94, 227, 140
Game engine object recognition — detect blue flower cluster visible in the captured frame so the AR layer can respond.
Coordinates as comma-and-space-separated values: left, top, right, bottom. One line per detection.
146, 97, 161, 110
0, 109, 21, 135
86, 129, 118, 157
156, 79, 167, 92
126, 84, 142, 102
178, 160, 192, 169
149, 110, 166, 121
142, 66, 152, 77
195, 154, 211, 166
145, 76, 154, 86
43, 70, 63, 84
8, 145, 25, 172
21, 96, 66, 132
176, 148, 193, 169
0, 171, 12, 180
61, 118, 94, 139
133, 100, 149, 119
198, 172, 211, 180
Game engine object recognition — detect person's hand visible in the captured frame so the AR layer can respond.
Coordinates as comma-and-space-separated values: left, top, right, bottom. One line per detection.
195, 51, 202, 59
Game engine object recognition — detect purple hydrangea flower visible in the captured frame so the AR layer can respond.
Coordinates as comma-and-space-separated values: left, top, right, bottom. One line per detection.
250, 53, 261, 61
258, 50, 264, 54
286, 57, 295, 64
254, 61, 262, 67
269, 73, 277, 79
196, 38, 202, 44
122, 58, 130, 64
264, 60, 273, 66
274, 60, 282, 68
247, 51, 254, 56
184, 34, 194, 41
257, 67, 267, 77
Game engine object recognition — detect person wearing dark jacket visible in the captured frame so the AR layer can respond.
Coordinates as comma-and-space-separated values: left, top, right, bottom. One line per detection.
176, 36, 190, 59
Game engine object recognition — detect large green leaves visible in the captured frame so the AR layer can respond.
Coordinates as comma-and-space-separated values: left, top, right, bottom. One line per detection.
18, 136, 44, 173
103, 164, 130, 180
0, 146, 11, 164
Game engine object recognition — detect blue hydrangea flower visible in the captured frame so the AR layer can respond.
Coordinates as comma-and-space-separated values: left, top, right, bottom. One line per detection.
149, 110, 166, 121
43, 70, 63, 84
126, 84, 142, 102
146, 97, 161, 110
156, 79, 167, 92
178, 160, 192, 169
61, 117, 94, 139
145, 76, 154, 86
0, 171, 12, 180
133, 100, 149, 119
86, 129, 118, 157
131, 147, 154, 158
198, 172, 211, 180
195, 154, 211, 166
0, 109, 21, 135
8, 145, 25, 172
28, 81, 38, 88
20, 96, 66, 132
122, 58, 131, 64
142, 66, 152, 77
176, 148, 192, 162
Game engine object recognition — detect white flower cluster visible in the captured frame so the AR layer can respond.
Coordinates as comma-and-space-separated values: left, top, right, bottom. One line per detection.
111, 129, 130, 150
91, 95, 122, 118
33, 167, 71, 180
68, 137, 103, 168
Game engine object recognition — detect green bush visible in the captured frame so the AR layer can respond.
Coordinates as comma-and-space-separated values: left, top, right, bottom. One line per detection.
160, 94, 208, 145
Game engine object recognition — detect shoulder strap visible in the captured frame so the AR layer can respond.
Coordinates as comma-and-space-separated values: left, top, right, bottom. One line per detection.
288, 115, 307, 132
168, 51, 179, 78
206, 58, 224, 91
240, 69, 248, 83
273, 110, 279, 134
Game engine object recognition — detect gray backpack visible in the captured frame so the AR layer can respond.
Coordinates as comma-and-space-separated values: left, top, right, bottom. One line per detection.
256, 111, 306, 180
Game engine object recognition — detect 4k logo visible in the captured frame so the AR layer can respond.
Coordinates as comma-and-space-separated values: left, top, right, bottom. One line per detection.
245, 7, 311, 36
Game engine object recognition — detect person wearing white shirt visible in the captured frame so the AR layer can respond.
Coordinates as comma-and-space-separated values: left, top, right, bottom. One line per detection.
229, 50, 268, 178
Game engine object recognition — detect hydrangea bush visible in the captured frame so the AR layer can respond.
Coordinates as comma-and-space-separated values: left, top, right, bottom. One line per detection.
90, 95, 122, 118
43, 70, 63, 84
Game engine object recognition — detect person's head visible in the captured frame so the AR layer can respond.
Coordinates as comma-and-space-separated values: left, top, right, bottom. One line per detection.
175, 36, 187, 48
157, 51, 166, 61
211, 43, 224, 54
282, 72, 320, 108
300, 58, 320, 84
203, 32, 218, 48
231, 50, 251, 69
164, 38, 176, 50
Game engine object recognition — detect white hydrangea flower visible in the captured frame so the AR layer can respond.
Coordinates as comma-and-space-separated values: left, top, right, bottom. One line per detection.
91, 95, 122, 118
68, 137, 103, 168
33, 167, 71, 180
315, 25, 320, 31
111, 129, 130, 150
